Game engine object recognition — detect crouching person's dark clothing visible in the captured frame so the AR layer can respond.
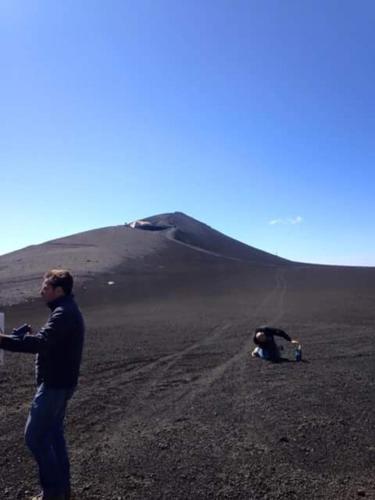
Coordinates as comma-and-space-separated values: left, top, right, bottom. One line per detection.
253, 326, 291, 362
1, 294, 84, 497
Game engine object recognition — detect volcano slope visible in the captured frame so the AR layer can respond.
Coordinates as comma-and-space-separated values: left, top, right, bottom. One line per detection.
1, 212, 375, 500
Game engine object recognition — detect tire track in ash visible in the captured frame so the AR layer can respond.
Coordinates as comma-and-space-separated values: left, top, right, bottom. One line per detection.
90, 267, 286, 395
140, 322, 233, 401
269, 266, 288, 325
77, 321, 235, 458
249, 266, 288, 327
170, 266, 290, 407
87, 322, 225, 381
120, 321, 233, 418
164, 227, 244, 262
80, 269, 287, 418
77, 322, 231, 414
92, 267, 290, 456
118, 266, 289, 418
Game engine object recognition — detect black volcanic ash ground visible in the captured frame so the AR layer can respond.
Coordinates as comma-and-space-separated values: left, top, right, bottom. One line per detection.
1, 212, 375, 499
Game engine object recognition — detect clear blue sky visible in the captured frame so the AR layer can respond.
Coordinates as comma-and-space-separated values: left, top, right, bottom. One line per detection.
1, 0, 375, 265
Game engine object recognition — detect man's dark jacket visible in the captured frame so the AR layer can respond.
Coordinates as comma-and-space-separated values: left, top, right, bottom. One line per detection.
1, 294, 84, 388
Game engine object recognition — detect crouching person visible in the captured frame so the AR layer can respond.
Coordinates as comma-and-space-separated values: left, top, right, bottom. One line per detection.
0, 270, 85, 500
251, 326, 298, 362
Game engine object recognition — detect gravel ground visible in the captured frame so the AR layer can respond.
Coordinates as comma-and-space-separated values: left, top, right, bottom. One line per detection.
1, 213, 374, 499
1, 259, 375, 500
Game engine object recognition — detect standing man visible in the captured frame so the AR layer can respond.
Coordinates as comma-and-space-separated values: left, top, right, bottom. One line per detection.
0, 269, 85, 500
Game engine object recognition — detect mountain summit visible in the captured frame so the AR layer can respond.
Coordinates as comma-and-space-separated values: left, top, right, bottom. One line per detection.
0, 211, 287, 305
143, 212, 288, 264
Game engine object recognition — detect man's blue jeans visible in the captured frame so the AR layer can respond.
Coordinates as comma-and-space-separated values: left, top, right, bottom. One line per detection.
253, 345, 281, 361
25, 383, 75, 497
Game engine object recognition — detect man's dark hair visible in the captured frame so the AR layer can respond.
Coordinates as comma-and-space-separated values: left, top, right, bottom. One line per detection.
44, 269, 74, 295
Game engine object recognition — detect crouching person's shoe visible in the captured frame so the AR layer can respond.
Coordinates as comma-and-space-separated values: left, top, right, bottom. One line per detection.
30, 493, 44, 500
30, 494, 43, 500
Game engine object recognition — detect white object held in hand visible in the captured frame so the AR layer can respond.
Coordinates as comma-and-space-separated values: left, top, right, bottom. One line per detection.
0, 312, 4, 366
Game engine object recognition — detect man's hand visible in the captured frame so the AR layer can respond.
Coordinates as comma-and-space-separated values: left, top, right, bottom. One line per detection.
11, 324, 32, 340
291, 339, 300, 345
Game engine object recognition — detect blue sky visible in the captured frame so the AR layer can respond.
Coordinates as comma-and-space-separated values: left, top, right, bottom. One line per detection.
1, 0, 374, 265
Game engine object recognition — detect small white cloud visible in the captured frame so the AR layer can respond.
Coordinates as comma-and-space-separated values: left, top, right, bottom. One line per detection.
290, 216, 303, 225
269, 216, 303, 226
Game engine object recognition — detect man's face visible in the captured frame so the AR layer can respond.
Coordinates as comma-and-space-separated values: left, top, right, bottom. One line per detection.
40, 279, 60, 303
